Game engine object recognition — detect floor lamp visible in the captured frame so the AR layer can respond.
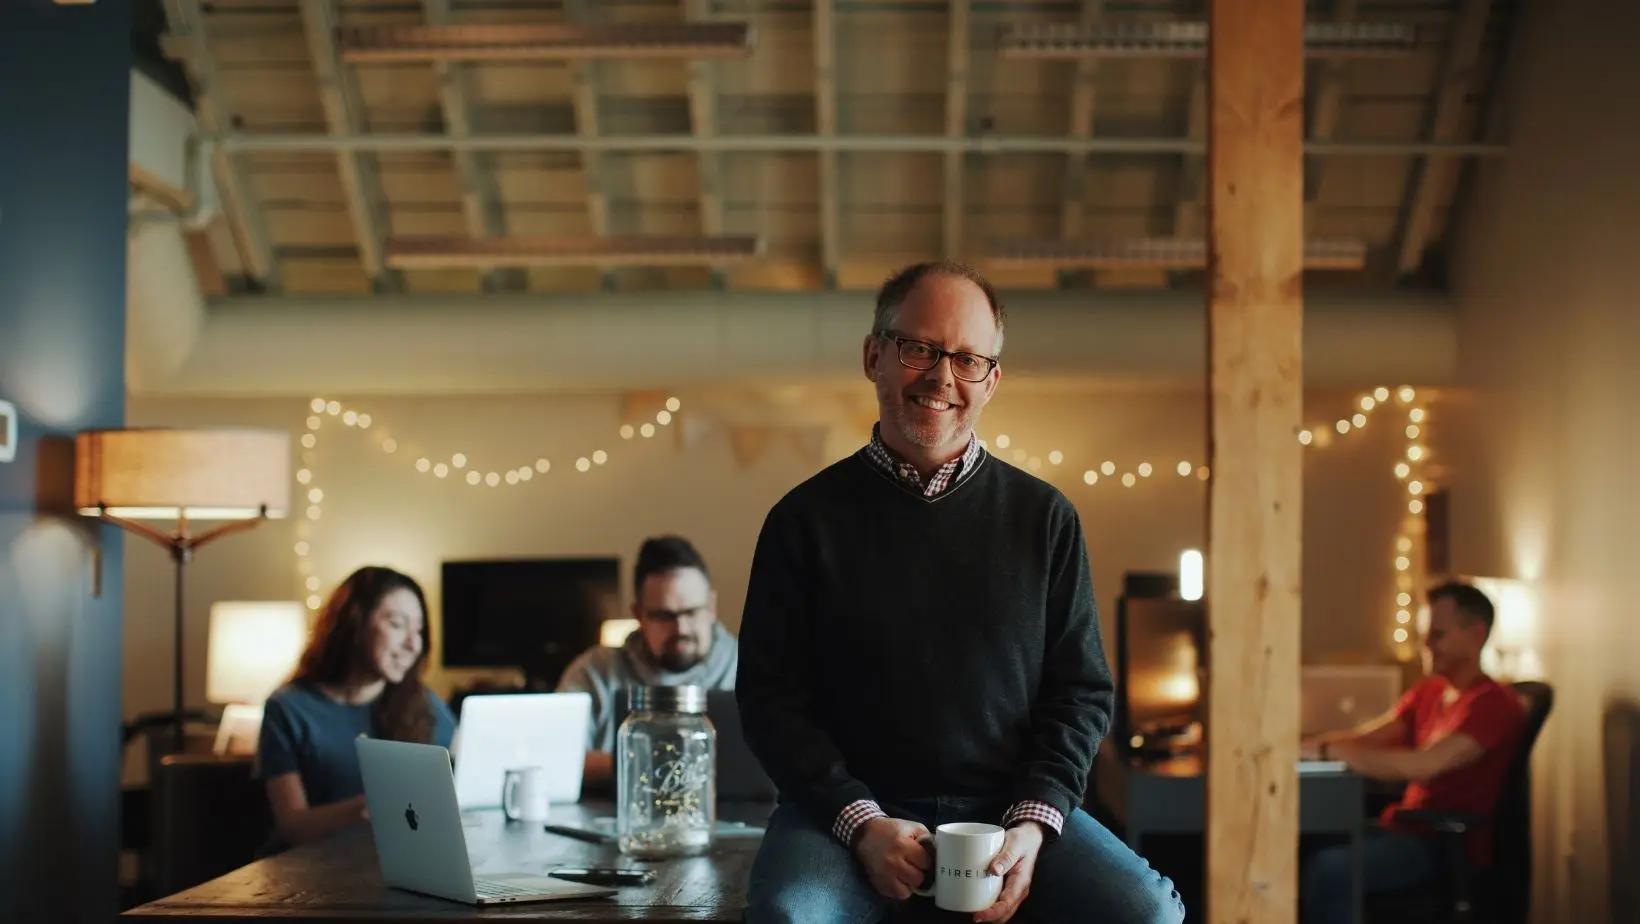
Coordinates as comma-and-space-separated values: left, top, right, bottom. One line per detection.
75, 428, 291, 751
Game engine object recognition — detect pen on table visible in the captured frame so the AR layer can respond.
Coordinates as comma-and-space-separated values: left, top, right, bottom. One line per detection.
542, 823, 613, 845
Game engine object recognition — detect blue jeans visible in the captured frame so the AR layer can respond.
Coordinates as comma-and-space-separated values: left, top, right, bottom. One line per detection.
1300, 827, 1441, 924
745, 797, 1185, 923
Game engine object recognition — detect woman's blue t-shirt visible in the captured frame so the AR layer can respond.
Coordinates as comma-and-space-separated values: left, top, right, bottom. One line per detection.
256, 680, 456, 806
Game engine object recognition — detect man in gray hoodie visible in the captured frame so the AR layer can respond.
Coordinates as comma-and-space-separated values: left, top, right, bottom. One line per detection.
558, 535, 738, 789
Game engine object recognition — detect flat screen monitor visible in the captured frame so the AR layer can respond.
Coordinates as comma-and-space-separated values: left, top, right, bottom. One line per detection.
441, 558, 620, 686
1116, 594, 1206, 755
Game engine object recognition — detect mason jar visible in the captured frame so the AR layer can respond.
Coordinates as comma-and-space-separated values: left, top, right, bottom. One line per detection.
616, 684, 716, 858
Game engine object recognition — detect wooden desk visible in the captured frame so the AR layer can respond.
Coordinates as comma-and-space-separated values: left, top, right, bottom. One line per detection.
123, 802, 773, 922
1097, 754, 1366, 924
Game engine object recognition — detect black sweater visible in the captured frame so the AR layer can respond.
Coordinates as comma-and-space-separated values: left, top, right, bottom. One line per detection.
736, 449, 1114, 830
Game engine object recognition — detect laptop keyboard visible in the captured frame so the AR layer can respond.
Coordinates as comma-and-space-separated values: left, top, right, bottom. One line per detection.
475, 878, 548, 900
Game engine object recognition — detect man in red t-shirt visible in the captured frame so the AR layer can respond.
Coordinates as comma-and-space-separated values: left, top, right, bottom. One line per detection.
1298, 582, 1526, 924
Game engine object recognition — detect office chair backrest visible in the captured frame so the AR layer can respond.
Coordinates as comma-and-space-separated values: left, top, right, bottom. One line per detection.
152, 753, 270, 896
1492, 681, 1553, 924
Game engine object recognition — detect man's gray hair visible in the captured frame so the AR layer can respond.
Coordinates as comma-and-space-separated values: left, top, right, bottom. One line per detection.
871, 261, 1006, 354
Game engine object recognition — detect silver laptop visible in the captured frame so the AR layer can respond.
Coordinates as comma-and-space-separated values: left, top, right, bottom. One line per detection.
1301, 665, 1402, 737
356, 737, 615, 906
452, 692, 590, 809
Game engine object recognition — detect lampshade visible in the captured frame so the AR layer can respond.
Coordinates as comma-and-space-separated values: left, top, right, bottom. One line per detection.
600, 617, 640, 648
1469, 576, 1544, 681
207, 601, 308, 705
75, 427, 290, 520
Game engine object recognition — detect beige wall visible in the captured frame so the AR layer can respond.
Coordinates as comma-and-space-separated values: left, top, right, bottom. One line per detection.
1439, 0, 1640, 919
123, 382, 1418, 730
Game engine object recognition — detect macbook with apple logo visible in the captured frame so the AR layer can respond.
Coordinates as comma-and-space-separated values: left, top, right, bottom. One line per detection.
356, 737, 615, 905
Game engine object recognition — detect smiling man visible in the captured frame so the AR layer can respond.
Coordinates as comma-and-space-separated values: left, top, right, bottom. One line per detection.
1299, 582, 1526, 924
558, 536, 736, 789
738, 262, 1184, 924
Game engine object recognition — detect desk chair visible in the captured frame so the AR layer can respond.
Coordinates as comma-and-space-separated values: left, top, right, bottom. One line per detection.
151, 753, 270, 896
120, 711, 221, 907
1369, 681, 1554, 924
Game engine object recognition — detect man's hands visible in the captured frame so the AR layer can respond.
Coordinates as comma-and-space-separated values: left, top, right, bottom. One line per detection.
853, 817, 933, 900
854, 816, 1047, 922
973, 821, 1044, 923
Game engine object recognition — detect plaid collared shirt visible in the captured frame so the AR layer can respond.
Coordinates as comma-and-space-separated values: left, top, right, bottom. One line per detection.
863, 426, 983, 498
834, 799, 1065, 848
837, 426, 1064, 845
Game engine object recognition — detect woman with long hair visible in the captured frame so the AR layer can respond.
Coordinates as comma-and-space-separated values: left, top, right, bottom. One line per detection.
257, 566, 456, 847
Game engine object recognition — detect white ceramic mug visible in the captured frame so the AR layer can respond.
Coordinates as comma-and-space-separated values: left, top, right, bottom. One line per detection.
501, 766, 550, 823
914, 822, 1007, 912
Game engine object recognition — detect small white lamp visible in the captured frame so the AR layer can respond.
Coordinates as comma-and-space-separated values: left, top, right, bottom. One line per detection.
600, 617, 640, 648
1469, 577, 1544, 681
207, 600, 307, 754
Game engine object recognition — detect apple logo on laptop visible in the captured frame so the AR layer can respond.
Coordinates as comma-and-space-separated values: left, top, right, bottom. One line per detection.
404, 803, 419, 831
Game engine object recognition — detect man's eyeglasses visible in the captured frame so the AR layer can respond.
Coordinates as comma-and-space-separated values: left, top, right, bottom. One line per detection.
877, 332, 999, 383
638, 605, 710, 623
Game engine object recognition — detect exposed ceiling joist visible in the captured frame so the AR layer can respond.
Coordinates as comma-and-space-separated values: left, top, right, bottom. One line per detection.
1000, 21, 1415, 59
1395, 0, 1492, 276
991, 238, 1367, 270
686, 0, 728, 290
162, 0, 280, 289
336, 23, 754, 63
1305, 0, 1363, 229
1057, 0, 1105, 289
564, 0, 615, 291
424, 0, 520, 292
1059, 0, 1104, 246
216, 132, 1507, 158
943, 1, 969, 260
814, 0, 840, 288
1173, 68, 1208, 236
300, 0, 398, 292
383, 234, 763, 269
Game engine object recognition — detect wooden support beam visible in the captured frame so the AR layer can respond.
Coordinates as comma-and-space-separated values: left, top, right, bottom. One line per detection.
814, 0, 840, 288
300, 0, 398, 292
1304, 0, 1361, 230
942, 1, 969, 260
1394, 0, 1491, 276
424, 0, 521, 292
1205, 0, 1304, 922
565, 0, 616, 291
1058, 0, 1104, 288
162, 0, 280, 289
687, 0, 728, 290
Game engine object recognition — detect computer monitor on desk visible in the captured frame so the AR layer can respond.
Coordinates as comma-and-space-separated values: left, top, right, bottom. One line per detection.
441, 557, 620, 688
1116, 593, 1206, 759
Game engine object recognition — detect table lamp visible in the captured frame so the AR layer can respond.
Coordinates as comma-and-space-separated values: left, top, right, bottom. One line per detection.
75, 427, 290, 750
207, 600, 307, 754
600, 617, 640, 648
1469, 576, 1544, 681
